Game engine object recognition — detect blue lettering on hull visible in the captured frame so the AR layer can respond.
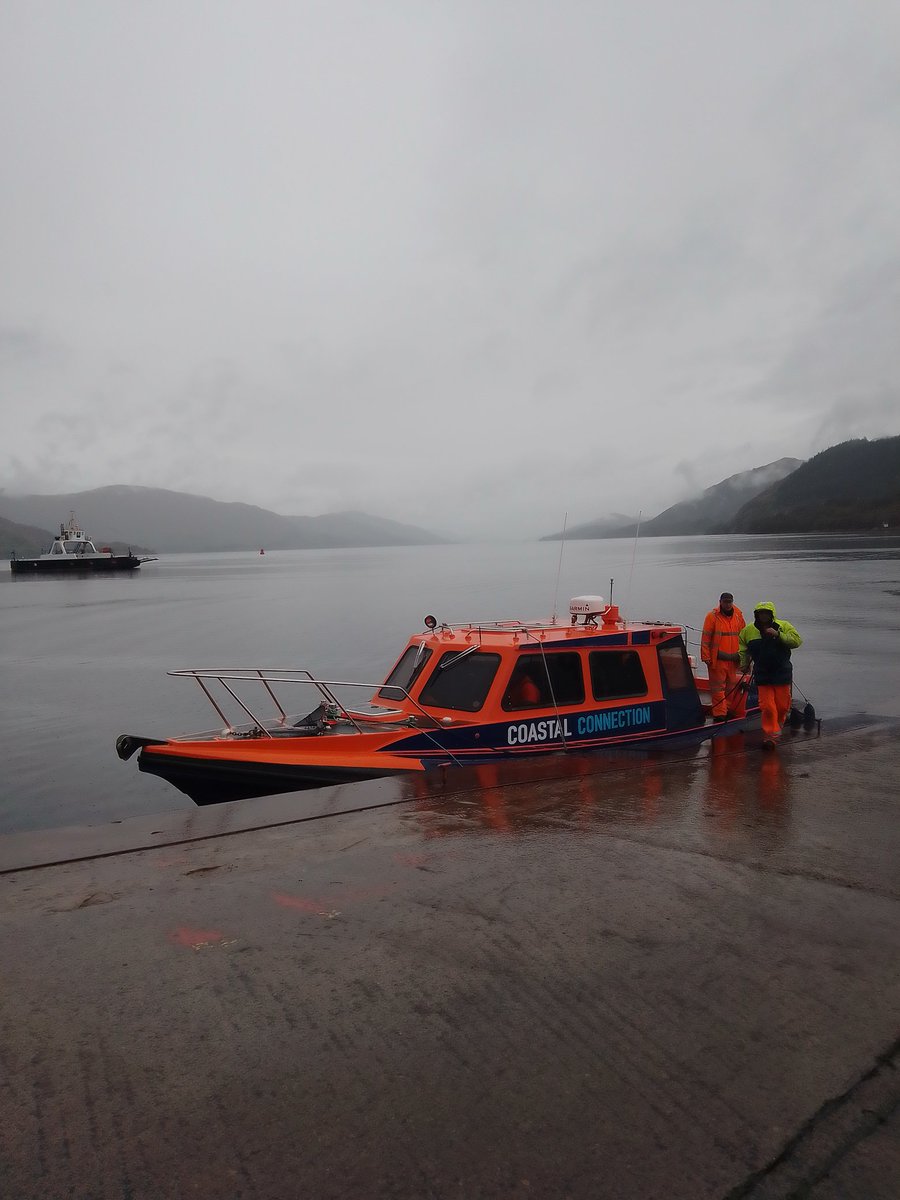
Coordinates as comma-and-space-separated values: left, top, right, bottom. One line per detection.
387, 702, 668, 758
506, 704, 655, 746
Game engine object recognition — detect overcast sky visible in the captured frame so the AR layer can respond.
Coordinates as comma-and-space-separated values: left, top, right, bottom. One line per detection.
2, 1, 899, 539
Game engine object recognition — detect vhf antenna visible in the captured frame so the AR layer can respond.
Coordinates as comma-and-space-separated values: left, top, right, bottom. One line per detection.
551, 511, 568, 624
624, 510, 642, 615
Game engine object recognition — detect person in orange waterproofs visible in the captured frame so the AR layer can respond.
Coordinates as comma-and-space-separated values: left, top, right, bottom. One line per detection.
739, 602, 803, 751
700, 592, 747, 722
506, 671, 541, 707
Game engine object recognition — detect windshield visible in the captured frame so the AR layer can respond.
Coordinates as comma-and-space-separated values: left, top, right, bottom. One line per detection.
418, 651, 501, 712
378, 644, 434, 702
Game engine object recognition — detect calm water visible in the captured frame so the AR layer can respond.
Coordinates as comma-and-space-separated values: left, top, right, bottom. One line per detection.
2, 535, 899, 834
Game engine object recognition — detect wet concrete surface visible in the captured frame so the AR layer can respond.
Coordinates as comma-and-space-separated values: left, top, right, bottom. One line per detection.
1, 719, 898, 1198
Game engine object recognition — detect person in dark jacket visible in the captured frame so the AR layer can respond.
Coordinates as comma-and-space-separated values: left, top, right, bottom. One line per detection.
738, 602, 802, 750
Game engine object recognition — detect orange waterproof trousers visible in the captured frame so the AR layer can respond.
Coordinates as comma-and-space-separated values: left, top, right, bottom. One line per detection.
758, 684, 792, 741
708, 662, 747, 719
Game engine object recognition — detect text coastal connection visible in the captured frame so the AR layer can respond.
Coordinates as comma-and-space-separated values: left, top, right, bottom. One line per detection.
506, 705, 654, 745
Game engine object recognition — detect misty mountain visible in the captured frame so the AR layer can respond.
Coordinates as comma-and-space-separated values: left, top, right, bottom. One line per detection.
1, 509, 154, 558
541, 460, 802, 540
540, 513, 638, 541
630, 458, 803, 537
725, 436, 900, 533
0, 486, 448, 553
0, 515, 55, 558
279, 510, 449, 549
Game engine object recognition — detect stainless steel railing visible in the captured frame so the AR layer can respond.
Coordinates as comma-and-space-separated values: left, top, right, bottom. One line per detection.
166, 668, 448, 740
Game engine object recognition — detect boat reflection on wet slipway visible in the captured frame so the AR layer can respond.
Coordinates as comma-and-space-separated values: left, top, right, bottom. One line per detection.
394, 724, 813, 853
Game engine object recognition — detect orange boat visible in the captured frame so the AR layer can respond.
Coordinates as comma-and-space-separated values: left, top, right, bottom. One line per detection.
116, 595, 759, 806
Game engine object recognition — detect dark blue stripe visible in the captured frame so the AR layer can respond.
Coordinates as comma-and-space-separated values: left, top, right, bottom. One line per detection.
512, 631, 638, 650
388, 701, 667, 756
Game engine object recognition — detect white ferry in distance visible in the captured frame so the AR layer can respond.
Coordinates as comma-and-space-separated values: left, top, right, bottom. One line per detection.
9, 512, 155, 575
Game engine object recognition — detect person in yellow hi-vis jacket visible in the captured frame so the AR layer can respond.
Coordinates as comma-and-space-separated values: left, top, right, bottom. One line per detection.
739, 602, 803, 750
701, 592, 746, 722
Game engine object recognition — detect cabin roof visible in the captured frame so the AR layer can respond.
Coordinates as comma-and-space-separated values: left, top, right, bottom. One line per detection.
409, 619, 682, 652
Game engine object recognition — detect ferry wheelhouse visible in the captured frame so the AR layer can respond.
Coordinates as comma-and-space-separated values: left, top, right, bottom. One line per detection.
117, 596, 759, 806
10, 512, 153, 574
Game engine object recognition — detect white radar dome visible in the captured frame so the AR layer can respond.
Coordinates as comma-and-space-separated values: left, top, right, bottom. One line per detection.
569, 595, 606, 617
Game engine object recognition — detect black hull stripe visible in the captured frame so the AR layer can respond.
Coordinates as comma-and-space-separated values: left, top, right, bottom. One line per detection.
138, 751, 402, 806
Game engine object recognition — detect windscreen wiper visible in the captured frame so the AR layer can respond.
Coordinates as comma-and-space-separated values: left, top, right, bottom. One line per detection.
438, 645, 478, 672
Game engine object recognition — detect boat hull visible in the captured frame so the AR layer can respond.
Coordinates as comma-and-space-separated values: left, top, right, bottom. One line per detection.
137, 750, 407, 805
10, 555, 144, 574
138, 753, 405, 801
131, 706, 760, 806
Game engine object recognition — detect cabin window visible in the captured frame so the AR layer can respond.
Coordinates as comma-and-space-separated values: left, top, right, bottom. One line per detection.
419, 651, 501, 712
378, 645, 434, 702
658, 642, 693, 690
502, 653, 585, 710
657, 636, 702, 731
589, 651, 647, 701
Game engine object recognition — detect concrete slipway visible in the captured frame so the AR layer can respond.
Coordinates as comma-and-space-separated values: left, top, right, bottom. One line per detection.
1, 717, 898, 1199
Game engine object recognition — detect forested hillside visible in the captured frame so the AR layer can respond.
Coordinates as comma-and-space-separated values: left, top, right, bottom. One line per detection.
726, 437, 900, 533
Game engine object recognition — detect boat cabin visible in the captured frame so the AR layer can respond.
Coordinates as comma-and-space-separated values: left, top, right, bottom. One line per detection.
366, 596, 704, 748
47, 513, 109, 558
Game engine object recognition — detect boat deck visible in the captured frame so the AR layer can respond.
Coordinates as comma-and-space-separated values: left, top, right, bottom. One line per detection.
2, 717, 899, 1199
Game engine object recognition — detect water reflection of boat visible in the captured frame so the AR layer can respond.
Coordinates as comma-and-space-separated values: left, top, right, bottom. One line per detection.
116, 594, 760, 806
9, 512, 155, 575
398, 749, 702, 838
401, 734, 791, 850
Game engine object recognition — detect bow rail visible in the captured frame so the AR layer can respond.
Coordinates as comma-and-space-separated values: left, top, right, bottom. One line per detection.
166, 668, 437, 738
